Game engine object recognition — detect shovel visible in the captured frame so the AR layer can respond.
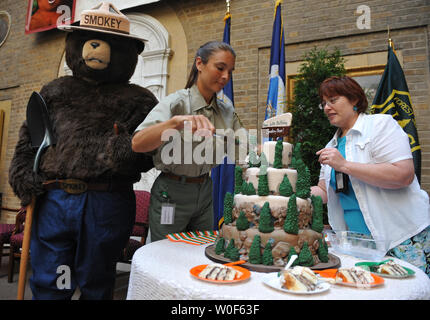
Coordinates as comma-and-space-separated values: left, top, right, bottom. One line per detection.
17, 92, 56, 300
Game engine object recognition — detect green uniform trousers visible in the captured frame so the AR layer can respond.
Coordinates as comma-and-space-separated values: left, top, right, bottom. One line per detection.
149, 173, 214, 242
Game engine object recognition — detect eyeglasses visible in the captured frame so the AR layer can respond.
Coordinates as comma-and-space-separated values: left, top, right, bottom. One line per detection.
319, 96, 340, 109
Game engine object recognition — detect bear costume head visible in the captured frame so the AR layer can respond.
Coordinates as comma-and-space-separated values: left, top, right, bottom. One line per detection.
60, 2, 146, 83
65, 30, 144, 83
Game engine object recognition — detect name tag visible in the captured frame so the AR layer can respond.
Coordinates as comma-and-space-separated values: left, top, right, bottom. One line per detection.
161, 203, 175, 225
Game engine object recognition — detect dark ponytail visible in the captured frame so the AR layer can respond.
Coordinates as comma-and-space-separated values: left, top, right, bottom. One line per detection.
185, 41, 236, 89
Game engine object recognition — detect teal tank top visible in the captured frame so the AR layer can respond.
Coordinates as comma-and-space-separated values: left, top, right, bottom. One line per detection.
329, 136, 371, 235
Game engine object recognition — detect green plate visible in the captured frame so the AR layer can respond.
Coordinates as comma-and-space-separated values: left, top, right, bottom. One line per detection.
355, 261, 415, 278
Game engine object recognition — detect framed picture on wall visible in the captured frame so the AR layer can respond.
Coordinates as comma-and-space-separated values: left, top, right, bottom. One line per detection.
286, 64, 386, 112
25, 0, 76, 34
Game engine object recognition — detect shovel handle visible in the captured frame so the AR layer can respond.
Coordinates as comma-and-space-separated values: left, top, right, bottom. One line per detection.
17, 197, 35, 300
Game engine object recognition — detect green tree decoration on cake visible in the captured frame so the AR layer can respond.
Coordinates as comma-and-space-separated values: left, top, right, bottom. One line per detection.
259, 152, 268, 167
284, 194, 299, 234
234, 166, 243, 194
298, 242, 314, 267
247, 182, 256, 195
262, 242, 274, 265
311, 195, 324, 233
257, 165, 270, 196
291, 143, 302, 169
215, 237, 225, 255
248, 235, 262, 264
258, 202, 274, 233
236, 210, 250, 231
273, 139, 284, 169
279, 174, 293, 197
228, 246, 240, 261
287, 247, 300, 267
223, 192, 234, 224
241, 180, 248, 195
317, 238, 329, 263
224, 239, 236, 259
296, 164, 311, 199
248, 150, 260, 168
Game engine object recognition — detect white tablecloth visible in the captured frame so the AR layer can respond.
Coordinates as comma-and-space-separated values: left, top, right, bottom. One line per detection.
126, 239, 430, 300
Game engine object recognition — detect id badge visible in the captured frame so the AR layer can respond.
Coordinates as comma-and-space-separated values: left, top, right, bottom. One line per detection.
335, 171, 349, 193
161, 203, 175, 225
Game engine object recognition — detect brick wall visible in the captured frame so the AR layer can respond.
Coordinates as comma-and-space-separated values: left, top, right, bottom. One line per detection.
0, 0, 429, 222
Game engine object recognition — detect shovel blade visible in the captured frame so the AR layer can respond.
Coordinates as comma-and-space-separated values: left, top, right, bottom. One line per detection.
26, 92, 47, 149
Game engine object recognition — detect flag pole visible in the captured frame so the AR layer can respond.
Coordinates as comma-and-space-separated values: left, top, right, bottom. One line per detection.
388, 25, 396, 54
225, 0, 231, 20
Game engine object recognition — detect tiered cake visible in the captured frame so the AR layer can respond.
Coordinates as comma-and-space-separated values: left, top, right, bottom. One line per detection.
215, 113, 329, 268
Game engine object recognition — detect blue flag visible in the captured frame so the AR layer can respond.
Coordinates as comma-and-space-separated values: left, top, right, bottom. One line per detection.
265, 0, 286, 121
212, 12, 235, 230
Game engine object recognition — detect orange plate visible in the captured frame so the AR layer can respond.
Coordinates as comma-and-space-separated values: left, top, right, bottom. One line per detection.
314, 269, 384, 287
190, 264, 251, 284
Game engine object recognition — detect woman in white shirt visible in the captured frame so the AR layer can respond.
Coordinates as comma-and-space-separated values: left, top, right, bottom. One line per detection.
311, 76, 430, 277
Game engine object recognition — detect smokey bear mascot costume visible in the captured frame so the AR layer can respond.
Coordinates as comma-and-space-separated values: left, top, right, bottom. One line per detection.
9, 2, 157, 300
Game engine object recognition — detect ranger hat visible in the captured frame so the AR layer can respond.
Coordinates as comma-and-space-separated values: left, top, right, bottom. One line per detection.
57, 2, 147, 43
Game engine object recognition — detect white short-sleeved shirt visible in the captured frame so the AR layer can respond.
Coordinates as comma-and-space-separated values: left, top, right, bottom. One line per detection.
319, 113, 430, 250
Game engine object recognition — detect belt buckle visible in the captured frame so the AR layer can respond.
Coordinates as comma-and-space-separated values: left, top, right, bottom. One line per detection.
59, 179, 88, 194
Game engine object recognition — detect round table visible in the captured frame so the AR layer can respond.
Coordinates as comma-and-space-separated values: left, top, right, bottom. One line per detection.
126, 239, 430, 300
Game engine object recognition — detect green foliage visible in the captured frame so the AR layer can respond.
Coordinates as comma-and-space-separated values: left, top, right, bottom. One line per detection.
273, 139, 284, 169
311, 195, 324, 233
298, 242, 314, 267
296, 164, 311, 199
279, 174, 293, 197
234, 166, 243, 194
317, 238, 329, 263
284, 194, 299, 235
249, 235, 262, 264
258, 202, 274, 233
215, 237, 225, 255
262, 242, 274, 266
290, 47, 346, 185
236, 211, 250, 231
223, 192, 234, 224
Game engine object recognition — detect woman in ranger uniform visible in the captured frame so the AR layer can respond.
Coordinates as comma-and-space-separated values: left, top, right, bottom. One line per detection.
132, 41, 246, 242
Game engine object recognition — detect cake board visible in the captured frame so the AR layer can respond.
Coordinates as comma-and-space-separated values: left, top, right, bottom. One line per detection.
205, 244, 341, 273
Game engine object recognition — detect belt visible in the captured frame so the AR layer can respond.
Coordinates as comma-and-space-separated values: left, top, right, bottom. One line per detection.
161, 172, 208, 184
42, 179, 132, 194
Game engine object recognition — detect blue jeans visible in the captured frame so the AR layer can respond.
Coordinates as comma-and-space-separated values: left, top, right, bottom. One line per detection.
30, 189, 135, 299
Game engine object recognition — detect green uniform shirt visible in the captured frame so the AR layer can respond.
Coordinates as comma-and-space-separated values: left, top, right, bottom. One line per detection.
135, 84, 246, 177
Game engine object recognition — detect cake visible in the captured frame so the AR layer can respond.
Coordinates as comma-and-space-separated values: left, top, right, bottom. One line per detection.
198, 264, 243, 281
216, 113, 329, 268
376, 260, 408, 276
280, 266, 319, 292
335, 267, 374, 284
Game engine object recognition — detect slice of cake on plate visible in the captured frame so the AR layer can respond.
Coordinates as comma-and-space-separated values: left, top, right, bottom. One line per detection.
280, 266, 319, 292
